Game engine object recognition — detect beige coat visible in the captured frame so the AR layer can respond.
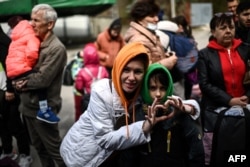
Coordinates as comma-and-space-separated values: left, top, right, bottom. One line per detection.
124, 21, 165, 64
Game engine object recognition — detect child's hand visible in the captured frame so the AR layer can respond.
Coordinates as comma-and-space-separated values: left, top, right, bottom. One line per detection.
167, 96, 195, 115
143, 98, 174, 134
166, 96, 183, 111
13, 79, 28, 91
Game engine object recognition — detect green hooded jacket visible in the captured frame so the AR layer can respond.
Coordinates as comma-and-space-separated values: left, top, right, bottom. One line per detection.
141, 63, 173, 104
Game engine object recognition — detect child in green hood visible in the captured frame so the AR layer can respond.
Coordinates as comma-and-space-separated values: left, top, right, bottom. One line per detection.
119, 63, 204, 167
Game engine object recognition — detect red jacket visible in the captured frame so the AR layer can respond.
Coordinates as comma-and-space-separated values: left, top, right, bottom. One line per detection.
75, 44, 109, 94
95, 29, 125, 68
208, 39, 245, 97
6, 20, 40, 78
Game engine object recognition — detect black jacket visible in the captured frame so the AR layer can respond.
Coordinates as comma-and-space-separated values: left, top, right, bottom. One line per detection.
235, 24, 250, 46
198, 43, 250, 110
0, 25, 13, 92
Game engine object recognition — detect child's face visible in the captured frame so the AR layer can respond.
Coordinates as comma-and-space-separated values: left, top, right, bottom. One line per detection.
149, 78, 166, 104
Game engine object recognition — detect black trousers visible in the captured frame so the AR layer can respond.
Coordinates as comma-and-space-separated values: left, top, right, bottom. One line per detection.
0, 90, 30, 155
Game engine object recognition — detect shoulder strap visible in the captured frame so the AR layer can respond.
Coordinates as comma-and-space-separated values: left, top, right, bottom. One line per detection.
97, 66, 102, 79
84, 67, 102, 79
210, 108, 228, 166
83, 67, 103, 93
84, 67, 94, 79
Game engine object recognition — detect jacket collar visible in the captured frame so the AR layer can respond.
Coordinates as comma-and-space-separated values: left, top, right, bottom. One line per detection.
40, 33, 56, 48
130, 21, 158, 45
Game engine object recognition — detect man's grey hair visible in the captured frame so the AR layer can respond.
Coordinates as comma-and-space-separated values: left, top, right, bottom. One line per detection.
32, 4, 57, 22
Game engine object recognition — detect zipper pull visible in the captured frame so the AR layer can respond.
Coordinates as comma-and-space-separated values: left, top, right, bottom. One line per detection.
167, 130, 171, 153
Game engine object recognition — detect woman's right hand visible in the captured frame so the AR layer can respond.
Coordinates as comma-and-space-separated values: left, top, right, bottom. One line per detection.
159, 53, 177, 70
229, 96, 248, 107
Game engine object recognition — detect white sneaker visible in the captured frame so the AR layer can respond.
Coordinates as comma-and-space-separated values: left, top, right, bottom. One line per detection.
0, 152, 18, 160
18, 154, 33, 167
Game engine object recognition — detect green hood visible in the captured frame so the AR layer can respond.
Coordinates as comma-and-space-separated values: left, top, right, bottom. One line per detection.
141, 63, 173, 104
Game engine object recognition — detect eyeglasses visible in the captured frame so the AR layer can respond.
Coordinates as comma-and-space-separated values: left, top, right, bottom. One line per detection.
214, 12, 233, 17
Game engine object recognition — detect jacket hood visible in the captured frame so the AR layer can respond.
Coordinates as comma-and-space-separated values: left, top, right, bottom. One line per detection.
207, 38, 242, 51
11, 20, 35, 41
141, 63, 173, 104
112, 42, 149, 109
83, 43, 99, 65
155, 30, 170, 50
157, 20, 178, 33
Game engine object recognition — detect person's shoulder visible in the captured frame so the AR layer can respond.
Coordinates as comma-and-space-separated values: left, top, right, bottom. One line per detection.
97, 29, 108, 38
47, 34, 66, 50
238, 42, 250, 55
199, 47, 213, 53
54, 36, 66, 48
125, 28, 149, 44
95, 78, 109, 85
92, 78, 111, 92
96, 30, 111, 44
46, 33, 63, 44
128, 24, 145, 35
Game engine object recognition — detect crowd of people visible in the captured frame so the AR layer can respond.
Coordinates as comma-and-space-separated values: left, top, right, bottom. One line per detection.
0, 0, 250, 167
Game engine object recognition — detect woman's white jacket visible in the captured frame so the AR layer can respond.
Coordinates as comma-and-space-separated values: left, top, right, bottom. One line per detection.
60, 79, 150, 167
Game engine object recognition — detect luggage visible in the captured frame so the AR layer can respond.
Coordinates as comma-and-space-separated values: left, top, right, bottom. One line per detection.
202, 106, 250, 166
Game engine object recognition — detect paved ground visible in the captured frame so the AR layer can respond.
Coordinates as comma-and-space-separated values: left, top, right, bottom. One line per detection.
13, 24, 211, 167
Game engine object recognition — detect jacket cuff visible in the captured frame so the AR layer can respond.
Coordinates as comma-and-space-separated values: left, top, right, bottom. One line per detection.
6, 78, 14, 92
183, 99, 200, 120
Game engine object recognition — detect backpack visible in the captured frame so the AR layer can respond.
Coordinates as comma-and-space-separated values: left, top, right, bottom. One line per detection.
62, 59, 76, 86
202, 106, 250, 166
160, 30, 198, 73
81, 66, 102, 112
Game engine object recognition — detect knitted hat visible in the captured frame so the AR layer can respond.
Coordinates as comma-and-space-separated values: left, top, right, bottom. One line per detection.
157, 20, 179, 33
